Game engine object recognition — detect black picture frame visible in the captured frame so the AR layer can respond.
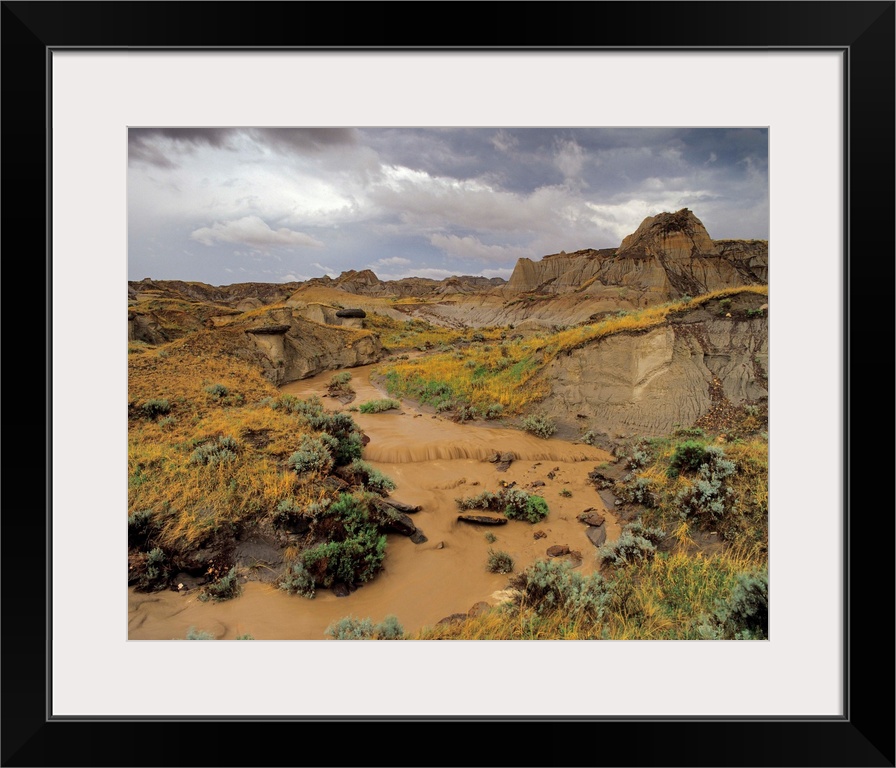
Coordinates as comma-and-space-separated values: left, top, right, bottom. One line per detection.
4, 2, 893, 766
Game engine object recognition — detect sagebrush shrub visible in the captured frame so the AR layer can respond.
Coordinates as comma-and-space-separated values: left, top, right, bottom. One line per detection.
328, 371, 353, 387
483, 403, 504, 420
597, 523, 660, 567
186, 627, 215, 640
140, 399, 171, 419
288, 434, 335, 475
359, 399, 400, 413
453, 403, 479, 422
204, 383, 229, 398
510, 559, 610, 618
348, 459, 396, 494
199, 567, 242, 602
487, 549, 514, 574
189, 435, 239, 466
521, 413, 556, 439
325, 615, 375, 640
699, 569, 768, 639
674, 445, 737, 524
279, 562, 316, 598
617, 475, 657, 506
373, 615, 405, 640
135, 546, 170, 591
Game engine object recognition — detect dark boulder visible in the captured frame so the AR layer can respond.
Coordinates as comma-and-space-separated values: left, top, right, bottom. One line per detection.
585, 526, 607, 548
457, 514, 507, 526
335, 308, 366, 318
384, 499, 422, 514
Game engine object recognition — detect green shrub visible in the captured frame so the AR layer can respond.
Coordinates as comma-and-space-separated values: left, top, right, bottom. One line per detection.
510, 559, 611, 618
348, 459, 396, 495
373, 615, 405, 640
487, 549, 514, 574
627, 448, 652, 470
673, 426, 706, 439
484, 403, 504, 420
453, 403, 479, 422
199, 567, 242, 602
359, 398, 400, 414
484, 532, 498, 543
457, 488, 549, 524
204, 383, 229, 398
617, 475, 658, 507
325, 615, 375, 639
279, 562, 316, 598
521, 412, 556, 439
325, 615, 404, 639
288, 434, 335, 475
667, 440, 710, 478
699, 569, 768, 639
301, 494, 387, 588
673, 446, 737, 524
189, 436, 239, 466
186, 627, 215, 640
140, 398, 171, 419
135, 546, 170, 591
580, 430, 601, 446
236, 634, 255, 640
559, 488, 572, 498
502, 488, 549, 523
328, 371, 353, 387
597, 522, 662, 567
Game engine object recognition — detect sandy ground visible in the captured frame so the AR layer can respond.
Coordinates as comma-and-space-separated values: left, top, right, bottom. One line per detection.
128, 364, 619, 641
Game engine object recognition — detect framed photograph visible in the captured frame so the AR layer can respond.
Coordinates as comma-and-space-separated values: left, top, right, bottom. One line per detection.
6, 1, 892, 765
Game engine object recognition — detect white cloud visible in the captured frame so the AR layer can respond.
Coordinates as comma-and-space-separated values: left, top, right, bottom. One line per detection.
371, 256, 412, 267
553, 138, 585, 182
430, 233, 533, 263
190, 216, 324, 249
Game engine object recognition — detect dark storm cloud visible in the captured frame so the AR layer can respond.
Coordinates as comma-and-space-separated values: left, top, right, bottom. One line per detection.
129, 127, 359, 168
250, 127, 359, 153
129, 127, 768, 285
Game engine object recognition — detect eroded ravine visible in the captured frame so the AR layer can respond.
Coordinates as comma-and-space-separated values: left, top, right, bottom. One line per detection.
128, 363, 619, 640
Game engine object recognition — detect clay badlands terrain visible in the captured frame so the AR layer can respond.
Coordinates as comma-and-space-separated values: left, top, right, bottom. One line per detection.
128, 209, 770, 641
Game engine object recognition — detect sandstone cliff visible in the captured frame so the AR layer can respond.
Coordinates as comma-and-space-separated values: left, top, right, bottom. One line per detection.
537, 292, 768, 438
501, 209, 765, 306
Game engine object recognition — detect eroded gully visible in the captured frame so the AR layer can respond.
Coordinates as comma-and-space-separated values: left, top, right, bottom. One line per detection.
128, 363, 619, 640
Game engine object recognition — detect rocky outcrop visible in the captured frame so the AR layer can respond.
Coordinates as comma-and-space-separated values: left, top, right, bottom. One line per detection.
504, 249, 616, 294
501, 209, 764, 307
301, 270, 506, 299
224, 307, 383, 385
714, 239, 769, 283
537, 293, 768, 437
128, 278, 303, 307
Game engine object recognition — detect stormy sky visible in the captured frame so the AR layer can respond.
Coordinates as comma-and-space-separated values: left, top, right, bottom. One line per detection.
128, 127, 768, 286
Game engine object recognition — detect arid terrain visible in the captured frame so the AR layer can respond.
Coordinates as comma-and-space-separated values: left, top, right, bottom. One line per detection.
128, 209, 770, 641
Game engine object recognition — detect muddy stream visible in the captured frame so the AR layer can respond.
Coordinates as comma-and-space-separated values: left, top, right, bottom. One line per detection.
128, 363, 619, 640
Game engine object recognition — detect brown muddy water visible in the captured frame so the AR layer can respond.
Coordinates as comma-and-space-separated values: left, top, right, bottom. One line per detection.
128, 363, 619, 640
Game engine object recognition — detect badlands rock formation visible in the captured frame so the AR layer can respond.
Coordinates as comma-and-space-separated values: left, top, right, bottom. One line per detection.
502, 209, 765, 305
538, 293, 768, 438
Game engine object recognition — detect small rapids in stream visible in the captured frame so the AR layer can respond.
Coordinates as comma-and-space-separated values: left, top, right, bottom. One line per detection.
128, 363, 619, 640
